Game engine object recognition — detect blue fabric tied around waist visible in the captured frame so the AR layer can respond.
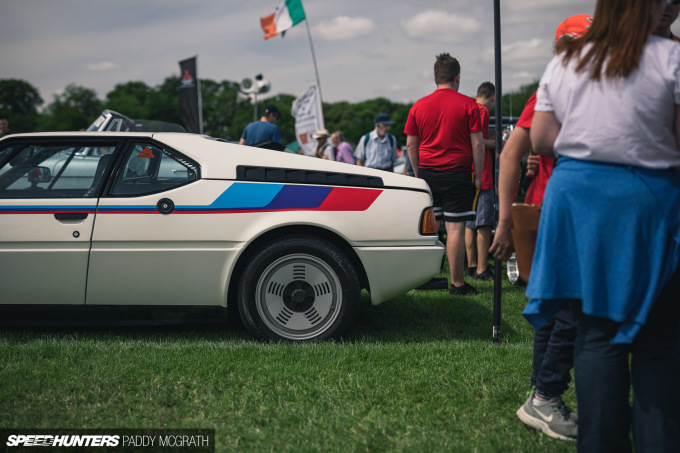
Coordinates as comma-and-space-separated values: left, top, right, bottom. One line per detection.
523, 158, 680, 344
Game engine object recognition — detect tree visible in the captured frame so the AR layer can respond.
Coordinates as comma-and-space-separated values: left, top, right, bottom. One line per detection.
38, 84, 103, 131
201, 79, 241, 139
105, 81, 152, 119
0, 79, 44, 133
146, 76, 182, 126
10, 74, 539, 144
502, 81, 539, 118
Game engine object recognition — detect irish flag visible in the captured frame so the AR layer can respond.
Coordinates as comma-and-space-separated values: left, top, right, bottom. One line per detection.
260, 0, 306, 40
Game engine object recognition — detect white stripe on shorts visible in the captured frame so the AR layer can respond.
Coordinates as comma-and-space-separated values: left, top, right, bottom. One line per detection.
444, 210, 475, 219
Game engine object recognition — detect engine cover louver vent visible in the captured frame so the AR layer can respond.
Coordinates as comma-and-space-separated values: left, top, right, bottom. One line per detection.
236, 166, 384, 188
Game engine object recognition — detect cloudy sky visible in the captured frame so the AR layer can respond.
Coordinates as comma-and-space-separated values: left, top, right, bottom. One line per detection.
3, 0, 679, 114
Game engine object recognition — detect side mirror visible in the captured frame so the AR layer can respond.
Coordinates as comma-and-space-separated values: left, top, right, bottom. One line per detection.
27, 166, 51, 184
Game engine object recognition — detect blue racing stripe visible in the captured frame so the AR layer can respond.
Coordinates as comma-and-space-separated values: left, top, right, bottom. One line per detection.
212, 182, 283, 209
178, 182, 285, 211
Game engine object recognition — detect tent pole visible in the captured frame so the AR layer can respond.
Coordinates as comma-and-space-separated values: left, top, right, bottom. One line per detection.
492, 0, 503, 344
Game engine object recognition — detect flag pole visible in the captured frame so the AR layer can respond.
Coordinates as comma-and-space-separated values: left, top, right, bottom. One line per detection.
196, 54, 204, 134
304, 19, 323, 105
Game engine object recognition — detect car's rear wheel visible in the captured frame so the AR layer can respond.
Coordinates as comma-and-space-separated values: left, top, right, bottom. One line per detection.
237, 236, 360, 342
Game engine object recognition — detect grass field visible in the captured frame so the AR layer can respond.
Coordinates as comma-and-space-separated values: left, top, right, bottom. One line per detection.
0, 265, 577, 453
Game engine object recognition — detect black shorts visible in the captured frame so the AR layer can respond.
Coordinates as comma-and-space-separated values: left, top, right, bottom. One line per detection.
419, 168, 477, 223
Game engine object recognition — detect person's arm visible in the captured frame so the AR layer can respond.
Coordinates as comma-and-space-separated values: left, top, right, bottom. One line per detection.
530, 111, 561, 156
354, 137, 365, 166
470, 131, 484, 188
406, 135, 419, 178
484, 138, 496, 149
489, 126, 531, 261
240, 125, 248, 146
389, 139, 397, 172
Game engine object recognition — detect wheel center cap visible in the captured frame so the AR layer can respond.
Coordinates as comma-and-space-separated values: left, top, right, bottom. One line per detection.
292, 289, 306, 303
282, 280, 315, 312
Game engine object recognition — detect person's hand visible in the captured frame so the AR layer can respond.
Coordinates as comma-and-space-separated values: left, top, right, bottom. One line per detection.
489, 222, 514, 261
474, 174, 482, 189
526, 154, 539, 177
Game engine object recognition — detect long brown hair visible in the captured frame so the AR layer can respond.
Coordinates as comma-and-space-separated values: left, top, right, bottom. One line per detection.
556, 0, 661, 80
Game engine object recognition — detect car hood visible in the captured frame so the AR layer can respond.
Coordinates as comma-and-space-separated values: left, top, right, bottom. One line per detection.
154, 133, 432, 192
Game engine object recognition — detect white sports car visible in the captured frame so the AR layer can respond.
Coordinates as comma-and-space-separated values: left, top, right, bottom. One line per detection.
0, 132, 444, 341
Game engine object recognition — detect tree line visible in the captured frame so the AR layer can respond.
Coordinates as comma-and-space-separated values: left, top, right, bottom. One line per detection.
0, 78, 538, 149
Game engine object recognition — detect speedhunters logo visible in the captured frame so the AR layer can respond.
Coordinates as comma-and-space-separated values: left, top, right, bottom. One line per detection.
6, 435, 119, 447
0, 429, 214, 452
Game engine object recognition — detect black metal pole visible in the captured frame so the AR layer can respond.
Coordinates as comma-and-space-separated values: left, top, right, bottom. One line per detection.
492, 0, 503, 344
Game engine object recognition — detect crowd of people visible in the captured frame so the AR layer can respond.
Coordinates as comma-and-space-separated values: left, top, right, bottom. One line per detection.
243, 3, 680, 450
238, 106, 400, 169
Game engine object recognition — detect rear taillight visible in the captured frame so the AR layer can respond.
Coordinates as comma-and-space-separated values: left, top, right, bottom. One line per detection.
420, 208, 438, 235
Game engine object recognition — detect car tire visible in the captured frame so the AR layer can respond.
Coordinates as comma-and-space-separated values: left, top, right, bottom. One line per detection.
237, 236, 360, 342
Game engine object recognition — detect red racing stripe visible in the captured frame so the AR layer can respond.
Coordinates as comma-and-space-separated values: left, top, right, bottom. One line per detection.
315, 187, 382, 211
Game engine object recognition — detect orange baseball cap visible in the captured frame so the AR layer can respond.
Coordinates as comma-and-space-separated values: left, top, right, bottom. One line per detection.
555, 14, 593, 43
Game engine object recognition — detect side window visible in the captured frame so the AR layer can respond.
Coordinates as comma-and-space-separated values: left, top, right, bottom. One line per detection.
0, 143, 115, 199
110, 143, 198, 196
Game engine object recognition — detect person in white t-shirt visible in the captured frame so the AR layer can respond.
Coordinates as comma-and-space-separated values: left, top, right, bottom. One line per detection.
526, 0, 680, 450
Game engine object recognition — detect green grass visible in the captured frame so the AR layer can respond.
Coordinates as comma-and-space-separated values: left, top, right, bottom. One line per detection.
0, 265, 576, 453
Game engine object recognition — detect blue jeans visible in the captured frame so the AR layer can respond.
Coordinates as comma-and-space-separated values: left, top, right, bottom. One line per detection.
574, 268, 680, 452
530, 302, 577, 398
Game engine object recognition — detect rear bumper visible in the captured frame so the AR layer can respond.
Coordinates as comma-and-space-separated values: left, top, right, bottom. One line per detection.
354, 243, 445, 304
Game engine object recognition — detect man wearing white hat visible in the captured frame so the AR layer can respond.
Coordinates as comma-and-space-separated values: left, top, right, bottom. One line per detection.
312, 129, 334, 160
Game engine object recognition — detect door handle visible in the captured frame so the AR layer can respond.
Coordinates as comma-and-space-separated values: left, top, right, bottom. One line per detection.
54, 212, 88, 221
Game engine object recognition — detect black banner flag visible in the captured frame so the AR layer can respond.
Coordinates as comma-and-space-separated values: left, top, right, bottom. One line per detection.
178, 56, 202, 134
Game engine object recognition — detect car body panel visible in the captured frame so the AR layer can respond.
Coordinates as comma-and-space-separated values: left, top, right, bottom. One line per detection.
0, 132, 444, 312
0, 198, 95, 304
354, 246, 443, 303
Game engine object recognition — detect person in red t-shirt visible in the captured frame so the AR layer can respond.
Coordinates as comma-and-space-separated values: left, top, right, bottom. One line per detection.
465, 82, 497, 281
490, 92, 549, 259
405, 53, 485, 296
